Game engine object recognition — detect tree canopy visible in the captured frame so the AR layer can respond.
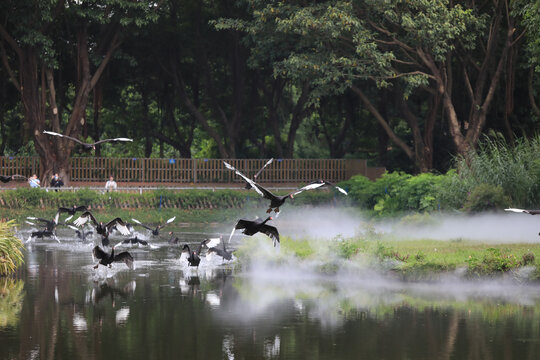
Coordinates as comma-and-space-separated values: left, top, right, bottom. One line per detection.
0, 0, 538, 183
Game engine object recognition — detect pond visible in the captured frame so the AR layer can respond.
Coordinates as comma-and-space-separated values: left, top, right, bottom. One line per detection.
1, 224, 539, 360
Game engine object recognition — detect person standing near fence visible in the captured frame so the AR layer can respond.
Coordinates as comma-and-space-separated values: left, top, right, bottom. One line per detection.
105, 175, 117, 192
50, 173, 64, 188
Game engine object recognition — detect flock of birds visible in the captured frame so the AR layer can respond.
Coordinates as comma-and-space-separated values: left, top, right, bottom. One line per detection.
18, 148, 349, 270
7, 130, 539, 271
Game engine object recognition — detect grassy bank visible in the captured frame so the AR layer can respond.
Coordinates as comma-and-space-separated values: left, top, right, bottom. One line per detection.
236, 235, 540, 280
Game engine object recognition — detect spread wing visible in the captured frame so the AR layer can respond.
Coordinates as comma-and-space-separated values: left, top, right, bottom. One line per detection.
93, 138, 133, 145
254, 158, 274, 178
27, 216, 52, 225
260, 224, 280, 247
505, 208, 540, 215
291, 180, 348, 196
234, 219, 253, 230
157, 216, 176, 230
106, 218, 131, 235
223, 161, 275, 200
43, 130, 86, 145
113, 251, 134, 269
130, 218, 153, 231
74, 211, 98, 227
290, 181, 327, 196
92, 246, 107, 260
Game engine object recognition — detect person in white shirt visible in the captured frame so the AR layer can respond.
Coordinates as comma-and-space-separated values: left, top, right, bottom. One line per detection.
105, 175, 117, 192
29, 174, 40, 188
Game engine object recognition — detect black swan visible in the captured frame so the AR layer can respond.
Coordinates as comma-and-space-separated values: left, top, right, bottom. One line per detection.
92, 245, 134, 269
131, 216, 176, 235
0, 174, 27, 183
118, 236, 149, 246
68, 225, 93, 242
74, 211, 131, 247
224, 161, 347, 213
43, 130, 132, 151
182, 239, 209, 267
205, 236, 233, 260
57, 205, 88, 222
168, 232, 180, 244
235, 216, 280, 247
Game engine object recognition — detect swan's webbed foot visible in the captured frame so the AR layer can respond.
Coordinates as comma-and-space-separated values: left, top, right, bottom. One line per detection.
266, 208, 272, 213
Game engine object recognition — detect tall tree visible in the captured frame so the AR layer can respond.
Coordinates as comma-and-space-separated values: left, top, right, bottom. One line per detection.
0, 0, 158, 184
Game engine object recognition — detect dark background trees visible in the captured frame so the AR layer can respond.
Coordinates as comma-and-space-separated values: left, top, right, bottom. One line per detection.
0, 0, 538, 184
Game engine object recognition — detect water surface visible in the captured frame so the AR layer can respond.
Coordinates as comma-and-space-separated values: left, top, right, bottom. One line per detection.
1, 226, 539, 359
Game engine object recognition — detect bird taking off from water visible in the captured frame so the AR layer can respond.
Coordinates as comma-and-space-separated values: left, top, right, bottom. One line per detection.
43, 130, 132, 151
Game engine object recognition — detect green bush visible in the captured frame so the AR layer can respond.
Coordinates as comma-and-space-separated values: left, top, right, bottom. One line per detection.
467, 248, 520, 274
0, 221, 24, 276
461, 184, 510, 212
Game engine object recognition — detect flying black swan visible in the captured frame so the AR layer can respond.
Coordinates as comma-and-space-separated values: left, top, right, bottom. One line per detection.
205, 235, 233, 260
74, 211, 131, 247
67, 225, 93, 242
131, 216, 176, 236
26, 229, 60, 243
27, 211, 67, 232
43, 130, 133, 151
224, 161, 347, 213
0, 174, 27, 183
57, 205, 88, 222
182, 239, 209, 267
92, 245, 134, 269
235, 216, 280, 247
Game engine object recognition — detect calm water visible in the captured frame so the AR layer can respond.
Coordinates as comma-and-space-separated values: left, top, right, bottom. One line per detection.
1, 226, 540, 360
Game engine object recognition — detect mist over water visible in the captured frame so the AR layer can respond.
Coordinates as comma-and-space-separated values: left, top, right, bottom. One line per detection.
272, 206, 540, 243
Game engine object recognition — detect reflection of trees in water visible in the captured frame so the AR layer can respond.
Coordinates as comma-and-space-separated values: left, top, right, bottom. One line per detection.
0, 277, 25, 328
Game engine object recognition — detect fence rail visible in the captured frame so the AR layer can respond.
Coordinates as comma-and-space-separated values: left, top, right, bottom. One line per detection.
0, 157, 384, 184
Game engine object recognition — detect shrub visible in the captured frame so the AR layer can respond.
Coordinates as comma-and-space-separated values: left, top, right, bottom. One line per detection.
461, 184, 510, 212
0, 221, 24, 276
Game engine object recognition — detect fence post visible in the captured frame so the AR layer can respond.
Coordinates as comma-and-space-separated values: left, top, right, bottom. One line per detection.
193, 159, 197, 183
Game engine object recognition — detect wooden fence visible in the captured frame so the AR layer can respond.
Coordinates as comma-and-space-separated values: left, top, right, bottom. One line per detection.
0, 156, 384, 184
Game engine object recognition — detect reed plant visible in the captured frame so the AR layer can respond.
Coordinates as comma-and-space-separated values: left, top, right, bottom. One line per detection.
0, 221, 24, 276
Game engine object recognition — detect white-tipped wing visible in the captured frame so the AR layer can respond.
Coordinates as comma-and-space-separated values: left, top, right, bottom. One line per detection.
254, 158, 274, 178
505, 208, 540, 215
205, 237, 221, 249
25, 220, 35, 226
74, 212, 97, 227
94, 137, 133, 145
43, 130, 85, 145
67, 225, 79, 231
291, 182, 326, 196
166, 216, 176, 224
131, 218, 142, 225
223, 161, 265, 197
107, 218, 131, 235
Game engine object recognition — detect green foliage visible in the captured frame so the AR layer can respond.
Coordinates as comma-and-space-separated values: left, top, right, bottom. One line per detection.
0, 278, 25, 327
467, 248, 521, 275
443, 135, 540, 208
461, 184, 510, 213
0, 221, 24, 276
342, 171, 442, 216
